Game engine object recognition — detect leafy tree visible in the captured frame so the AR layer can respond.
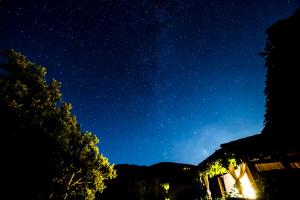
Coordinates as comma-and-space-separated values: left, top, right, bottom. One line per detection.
0, 50, 116, 199
261, 8, 300, 145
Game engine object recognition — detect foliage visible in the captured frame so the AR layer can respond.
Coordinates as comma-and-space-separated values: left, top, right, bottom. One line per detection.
0, 50, 116, 199
198, 149, 238, 181
260, 7, 300, 139
198, 150, 239, 199
160, 182, 170, 200
201, 159, 228, 179
161, 183, 170, 192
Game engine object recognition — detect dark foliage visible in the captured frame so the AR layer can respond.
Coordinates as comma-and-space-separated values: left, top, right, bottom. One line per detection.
261, 8, 300, 146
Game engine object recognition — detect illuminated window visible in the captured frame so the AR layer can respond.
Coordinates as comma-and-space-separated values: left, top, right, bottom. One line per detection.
289, 162, 300, 169
255, 162, 284, 171
222, 164, 257, 199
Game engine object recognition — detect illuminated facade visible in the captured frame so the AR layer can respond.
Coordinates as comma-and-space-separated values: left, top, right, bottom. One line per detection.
198, 134, 300, 199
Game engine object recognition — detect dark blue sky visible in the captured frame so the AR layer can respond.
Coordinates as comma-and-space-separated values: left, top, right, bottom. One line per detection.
1, 0, 299, 165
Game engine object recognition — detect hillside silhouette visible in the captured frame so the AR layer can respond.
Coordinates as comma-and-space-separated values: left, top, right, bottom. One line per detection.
97, 162, 200, 200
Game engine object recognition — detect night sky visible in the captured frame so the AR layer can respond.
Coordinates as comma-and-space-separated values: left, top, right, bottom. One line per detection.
1, 0, 299, 165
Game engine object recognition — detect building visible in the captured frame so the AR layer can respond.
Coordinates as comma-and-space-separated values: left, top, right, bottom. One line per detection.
197, 133, 300, 199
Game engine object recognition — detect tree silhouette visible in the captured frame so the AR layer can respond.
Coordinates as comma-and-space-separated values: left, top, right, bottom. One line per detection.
261, 8, 300, 146
0, 50, 116, 200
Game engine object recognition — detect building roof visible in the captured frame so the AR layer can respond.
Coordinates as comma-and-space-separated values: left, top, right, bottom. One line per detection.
198, 132, 300, 170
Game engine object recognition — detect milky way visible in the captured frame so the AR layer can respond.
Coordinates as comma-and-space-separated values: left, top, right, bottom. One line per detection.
0, 0, 299, 165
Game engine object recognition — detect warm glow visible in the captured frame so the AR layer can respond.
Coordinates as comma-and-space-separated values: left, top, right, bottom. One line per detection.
222, 164, 257, 199
240, 173, 256, 199
255, 162, 284, 171
289, 162, 300, 168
